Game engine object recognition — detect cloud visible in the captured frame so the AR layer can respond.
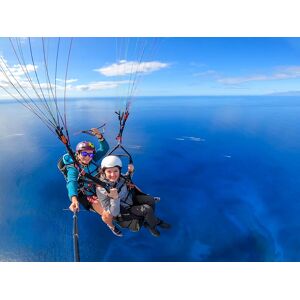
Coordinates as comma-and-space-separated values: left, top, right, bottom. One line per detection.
95, 60, 169, 77
218, 75, 268, 84
218, 66, 300, 85
193, 70, 219, 77
1, 54, 167, 98
0, 133, 25, 140
56, 78, 78, 84
189, 62, 207, 68
0, 55, 40, 91
0, 56, 37, 79
0, 55, 82, 97
73, 80, 128, 91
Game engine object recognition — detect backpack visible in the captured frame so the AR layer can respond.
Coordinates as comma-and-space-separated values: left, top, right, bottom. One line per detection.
57, 156, 93, 192
57, 156, 75, 180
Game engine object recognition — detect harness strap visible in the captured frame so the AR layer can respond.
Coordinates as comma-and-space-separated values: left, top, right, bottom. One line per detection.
116, 174, 132, 192
115, 110, 129, 145
107, 144, 133, 164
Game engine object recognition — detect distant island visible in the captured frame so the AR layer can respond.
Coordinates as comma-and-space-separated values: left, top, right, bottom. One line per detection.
266, 91, 300, 96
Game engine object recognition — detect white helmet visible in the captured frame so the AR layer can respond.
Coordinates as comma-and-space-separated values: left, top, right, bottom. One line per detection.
101, 155, 122, 169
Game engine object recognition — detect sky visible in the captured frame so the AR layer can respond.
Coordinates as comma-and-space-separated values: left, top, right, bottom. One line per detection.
2, 37, 300, 98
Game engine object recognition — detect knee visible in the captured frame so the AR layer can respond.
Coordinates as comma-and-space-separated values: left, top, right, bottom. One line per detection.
102, 211, 113, 222
142, 204, 152, 213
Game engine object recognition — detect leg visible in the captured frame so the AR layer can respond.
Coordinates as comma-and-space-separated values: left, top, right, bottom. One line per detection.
90, 198, 122, 237
130, 204, 160, 237
101, 209, 114, 228
90, 201, 114, 227
134, 194, 156, 207
134, 194, 171, 230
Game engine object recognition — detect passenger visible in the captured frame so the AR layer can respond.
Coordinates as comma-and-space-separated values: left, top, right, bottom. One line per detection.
96, 155, 171, 237
63, 128, 122, 236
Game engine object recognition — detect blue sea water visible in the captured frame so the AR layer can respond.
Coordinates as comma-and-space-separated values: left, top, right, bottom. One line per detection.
1, 96, 300, 262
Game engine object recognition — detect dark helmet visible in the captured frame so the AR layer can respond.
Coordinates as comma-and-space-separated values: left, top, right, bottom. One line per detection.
76, 141, 95, 153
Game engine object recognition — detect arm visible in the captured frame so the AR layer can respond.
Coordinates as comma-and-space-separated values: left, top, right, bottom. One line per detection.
93, 139, 109, 162
69, 195, 79, 212
66, 165, 79, 200
96, 186, 120, 217
89, 128, 109, 162
123, 165, 135, 183
108, 197, 120, 217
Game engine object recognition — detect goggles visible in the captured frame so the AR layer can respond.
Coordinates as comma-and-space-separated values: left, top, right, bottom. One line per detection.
80, 151, 94, 158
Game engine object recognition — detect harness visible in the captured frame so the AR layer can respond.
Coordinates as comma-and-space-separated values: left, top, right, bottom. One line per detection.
57, 154, 101, 195
114, 181, 149, 232
72, 160, 102, 196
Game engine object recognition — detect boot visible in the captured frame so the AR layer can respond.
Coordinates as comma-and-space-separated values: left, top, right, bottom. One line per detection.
157, 220, 171, 229
148, 226, 160, 237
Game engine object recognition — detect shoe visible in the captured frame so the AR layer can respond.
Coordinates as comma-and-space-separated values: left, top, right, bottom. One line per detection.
157, 220, 171, 229
148, 226, 160, 237
153, 197, 160, 203
108, 226, 123, 237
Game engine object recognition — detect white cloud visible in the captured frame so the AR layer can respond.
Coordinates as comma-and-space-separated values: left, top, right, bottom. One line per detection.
0, 133, 25, 140
0, 56, 37, 79
218, 75, 269, 84
56, 78, 78, 84
189, 62, 207, 68
0, 55, 81, 98
193, 70, 219, 77
95, 60, 169, 77
218, 66, 300, 85
1, 55, 167, 98
0, 55, 39, 89
73, 80, 128, 91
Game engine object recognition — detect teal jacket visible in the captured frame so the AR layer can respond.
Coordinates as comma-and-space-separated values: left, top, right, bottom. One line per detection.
63, 139, 109, 199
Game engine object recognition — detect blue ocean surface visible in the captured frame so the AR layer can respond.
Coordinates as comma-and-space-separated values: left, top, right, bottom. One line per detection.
1, 96, 300, 262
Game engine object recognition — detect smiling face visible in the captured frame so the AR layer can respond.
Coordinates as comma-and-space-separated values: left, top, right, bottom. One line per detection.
78, 150, 94, 165
104, 167, 120, 182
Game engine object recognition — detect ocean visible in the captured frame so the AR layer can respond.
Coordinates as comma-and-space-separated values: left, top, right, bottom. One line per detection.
1, 96, 300, 261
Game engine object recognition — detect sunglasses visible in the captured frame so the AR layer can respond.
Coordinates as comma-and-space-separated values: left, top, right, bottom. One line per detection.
80, 151, 94, 158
